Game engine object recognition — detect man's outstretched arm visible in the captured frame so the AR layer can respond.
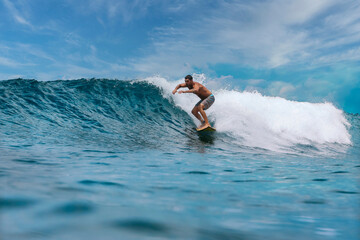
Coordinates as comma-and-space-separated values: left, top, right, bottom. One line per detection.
178, 89, 196, 94
178, 85, 199, 94
172, 83, 186, 94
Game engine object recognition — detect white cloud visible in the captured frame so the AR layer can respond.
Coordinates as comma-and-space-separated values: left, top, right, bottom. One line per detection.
1, 0, 359, 82
315, 47, 360, 65
68, 0, 153, 23
247, 79, 266, 86
0, 56, 23, 67
129, 0, 360, 76
17, 43, 56, 62
0, 42, 55, 65
2, 0, 32, 27
0, 40, 129, 81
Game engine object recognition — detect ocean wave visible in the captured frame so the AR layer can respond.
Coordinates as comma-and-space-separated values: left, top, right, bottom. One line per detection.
0, 77, 353, 155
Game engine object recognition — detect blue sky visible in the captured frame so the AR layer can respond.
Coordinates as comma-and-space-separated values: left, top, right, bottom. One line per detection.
0, 0, 359, 113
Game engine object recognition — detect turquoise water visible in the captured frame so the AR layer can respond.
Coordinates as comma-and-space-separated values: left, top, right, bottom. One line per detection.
1, 79, 359, 240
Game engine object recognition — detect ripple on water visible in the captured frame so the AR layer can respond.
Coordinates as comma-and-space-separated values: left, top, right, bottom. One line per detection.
56, 186, 93, 193
312, 178, 328, 182
103, 155, 119, 158
0, 197, 36, 209
146, 164, 160, 168
232, 179, 272, 183
331, 171, 349, 174
52, 202, 94, 215
332, 190, 359, 194
260, 165, 272, 169
150, 186, 178, 191
302, 199, 326, 204
13, 158, 56, 165
163, 152, 175, 156
78, 180, 125, 188
112, 219, 169, 235
13, 158, 38, 164
284, 177, 297, 180
0, 170, 9, 177
91, 162, 111, 166
82, 149, 105, 153
184, 171, 210, 175
197, 228, 249, 240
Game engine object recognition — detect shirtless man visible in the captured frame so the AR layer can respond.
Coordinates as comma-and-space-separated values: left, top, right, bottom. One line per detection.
172, 75, 215, 130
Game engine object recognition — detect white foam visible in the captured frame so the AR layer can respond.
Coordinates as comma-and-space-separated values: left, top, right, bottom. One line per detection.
142, 76, 352, 152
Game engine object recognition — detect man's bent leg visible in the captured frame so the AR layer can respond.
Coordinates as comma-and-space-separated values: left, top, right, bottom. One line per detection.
191, 106, 204, 123
198, 104, 210, 129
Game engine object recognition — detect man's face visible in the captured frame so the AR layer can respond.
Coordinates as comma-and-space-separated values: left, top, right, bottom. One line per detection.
185, 78, 192, 87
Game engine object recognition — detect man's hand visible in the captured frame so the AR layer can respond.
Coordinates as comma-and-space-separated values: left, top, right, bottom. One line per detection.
178, 90, 184, 94
172, 89, 177, 94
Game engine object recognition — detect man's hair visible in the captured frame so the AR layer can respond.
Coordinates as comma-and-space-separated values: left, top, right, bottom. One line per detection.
185, 75, 193, 81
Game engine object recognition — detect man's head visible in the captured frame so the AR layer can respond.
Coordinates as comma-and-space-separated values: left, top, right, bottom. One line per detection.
185, 75, 193, 87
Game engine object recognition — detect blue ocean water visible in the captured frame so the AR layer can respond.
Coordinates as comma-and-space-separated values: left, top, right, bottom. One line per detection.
0, 78, 359, 240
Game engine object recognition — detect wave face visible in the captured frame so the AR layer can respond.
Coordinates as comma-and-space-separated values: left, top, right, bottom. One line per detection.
0, 77, 353, 155
0, 79, 193, 150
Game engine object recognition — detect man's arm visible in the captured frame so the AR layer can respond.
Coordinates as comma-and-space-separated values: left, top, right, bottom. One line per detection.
178, 85, 199, 94
172, 83, 186, 94
178, 89, 196, 94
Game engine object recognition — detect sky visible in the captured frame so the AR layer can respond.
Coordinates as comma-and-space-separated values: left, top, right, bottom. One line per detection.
0, 0, 359, 113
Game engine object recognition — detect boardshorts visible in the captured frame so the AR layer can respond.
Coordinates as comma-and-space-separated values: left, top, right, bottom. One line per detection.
195, 94, 215, 110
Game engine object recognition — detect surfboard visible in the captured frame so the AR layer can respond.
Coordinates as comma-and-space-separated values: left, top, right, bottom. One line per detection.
196, 126, 216, 132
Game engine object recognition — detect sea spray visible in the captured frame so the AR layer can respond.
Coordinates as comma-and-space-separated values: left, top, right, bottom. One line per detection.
143, 76, 352, 152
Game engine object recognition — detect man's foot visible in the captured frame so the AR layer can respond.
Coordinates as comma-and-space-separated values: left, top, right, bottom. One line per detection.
197, 123, 211, 131
197, 121, 205, 128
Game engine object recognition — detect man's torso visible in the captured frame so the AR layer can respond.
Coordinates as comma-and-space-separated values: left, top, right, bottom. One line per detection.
188, 82, 212, 100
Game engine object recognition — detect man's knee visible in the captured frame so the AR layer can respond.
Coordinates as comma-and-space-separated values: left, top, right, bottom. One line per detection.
199, 104, 205, 111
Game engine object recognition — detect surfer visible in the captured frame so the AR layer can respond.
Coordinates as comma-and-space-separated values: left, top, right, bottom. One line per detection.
172, 75, 215, 130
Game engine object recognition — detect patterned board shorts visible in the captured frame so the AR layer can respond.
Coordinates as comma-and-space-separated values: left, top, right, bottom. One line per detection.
195, 94, 215, 110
